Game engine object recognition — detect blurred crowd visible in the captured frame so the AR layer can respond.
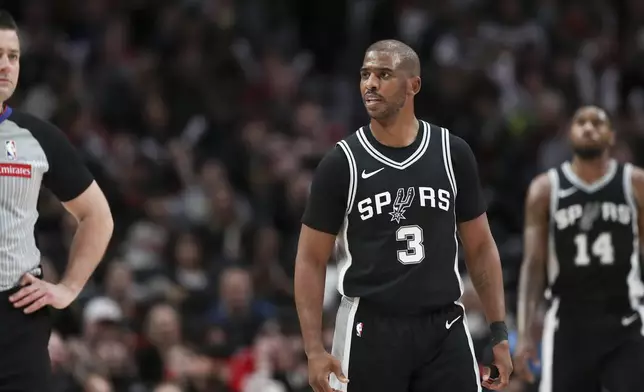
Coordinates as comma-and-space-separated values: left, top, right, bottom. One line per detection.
2, 0, 644, 391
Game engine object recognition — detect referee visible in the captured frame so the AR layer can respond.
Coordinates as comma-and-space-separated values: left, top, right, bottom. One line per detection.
0, 11, 113, 391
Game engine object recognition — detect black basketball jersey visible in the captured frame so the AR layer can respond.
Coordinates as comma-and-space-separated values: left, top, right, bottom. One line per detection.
333, 121, 463, 314
547, 160, 644, 317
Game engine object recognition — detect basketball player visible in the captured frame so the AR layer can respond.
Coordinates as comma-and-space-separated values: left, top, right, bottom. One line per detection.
515, 105, 644, 391
294, 40, 512, 392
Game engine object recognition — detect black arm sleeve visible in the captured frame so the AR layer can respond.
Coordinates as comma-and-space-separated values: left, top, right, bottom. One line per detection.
301, 146, 350, 235
17, 113, 94, 202
450, 134, 487, 223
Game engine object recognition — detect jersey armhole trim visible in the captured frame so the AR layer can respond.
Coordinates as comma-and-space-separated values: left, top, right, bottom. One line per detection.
441, 127, 457, 197
623, 163, 637, 210
622, 162, 644, 324
546, 168, 560, 289
337, 141, 358, 215
547, 169, 559, 217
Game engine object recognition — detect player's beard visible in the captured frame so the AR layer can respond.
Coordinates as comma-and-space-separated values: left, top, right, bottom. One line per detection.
368, 94, 406, 121
573, 145, 606, 160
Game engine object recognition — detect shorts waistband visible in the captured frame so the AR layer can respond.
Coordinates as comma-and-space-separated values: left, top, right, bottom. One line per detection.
345, 297, 462, 318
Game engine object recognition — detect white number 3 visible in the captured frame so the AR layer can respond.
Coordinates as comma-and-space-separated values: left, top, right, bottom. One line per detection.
396, 225, 426, 264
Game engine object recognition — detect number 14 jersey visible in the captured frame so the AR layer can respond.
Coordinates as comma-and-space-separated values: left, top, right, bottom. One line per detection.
547, 160, 644, 317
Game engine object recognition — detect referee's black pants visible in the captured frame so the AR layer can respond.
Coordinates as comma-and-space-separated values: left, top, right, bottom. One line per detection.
0, 282, 52, 391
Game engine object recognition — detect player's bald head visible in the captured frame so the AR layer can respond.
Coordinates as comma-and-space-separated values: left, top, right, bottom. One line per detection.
365, 39, 420, 77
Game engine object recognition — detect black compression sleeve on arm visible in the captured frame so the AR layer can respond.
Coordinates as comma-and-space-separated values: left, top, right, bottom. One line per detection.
301, 146, 350, 235
450, 134, 487, 222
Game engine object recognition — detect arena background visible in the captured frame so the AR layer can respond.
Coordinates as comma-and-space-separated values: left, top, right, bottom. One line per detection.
0, 0, 642, 391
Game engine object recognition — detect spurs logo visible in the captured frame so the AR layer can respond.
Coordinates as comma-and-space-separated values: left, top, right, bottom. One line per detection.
389, 187, 415, 223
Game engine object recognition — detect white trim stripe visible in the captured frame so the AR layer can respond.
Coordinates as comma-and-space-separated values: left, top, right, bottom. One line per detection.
453, 232, 464, 297
336, 217, 352, 296
330, 296, 360, 391
356, 121, 430, 170
441, 128, 457, 196
622, 163, 644, 335
547, 169, 560, 288
539, 298, 559, 392
456, 302, 482, 392
442, 128, 458, 196
337, 140, 358, 214
561, 159, 617, 193
335, 140, 357, 296
356, 123, 426, 167
442, 128, 463, 296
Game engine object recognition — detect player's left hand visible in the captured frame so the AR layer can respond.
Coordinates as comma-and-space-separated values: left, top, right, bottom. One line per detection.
9, 273, 78, 313
482, 340, 513, 390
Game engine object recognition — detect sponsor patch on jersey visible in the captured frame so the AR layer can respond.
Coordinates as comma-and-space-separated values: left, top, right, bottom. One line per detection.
0, 163, 32, 178
4, 140, 16, 160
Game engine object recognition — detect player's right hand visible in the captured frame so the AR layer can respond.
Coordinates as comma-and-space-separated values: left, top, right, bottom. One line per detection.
307, 350, 348, 392
483, 340, 513, 390
513, 339, 539, 383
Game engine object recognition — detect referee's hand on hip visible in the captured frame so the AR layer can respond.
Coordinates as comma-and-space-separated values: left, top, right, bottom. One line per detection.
9, 273, 78, 313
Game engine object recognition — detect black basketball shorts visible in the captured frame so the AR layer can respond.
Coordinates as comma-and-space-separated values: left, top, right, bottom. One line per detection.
329, 296, 481, 392
539, 299, 644, 392
0, 279, 53, 391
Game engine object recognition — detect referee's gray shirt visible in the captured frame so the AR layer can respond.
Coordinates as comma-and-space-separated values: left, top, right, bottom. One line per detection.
0, 107, 94, 291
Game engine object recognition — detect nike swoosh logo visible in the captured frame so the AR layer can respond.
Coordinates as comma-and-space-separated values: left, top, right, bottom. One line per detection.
361, 168, 384, 179
446, 315, 462, 329
622, 313, 639, 327
558, 187, 578, 198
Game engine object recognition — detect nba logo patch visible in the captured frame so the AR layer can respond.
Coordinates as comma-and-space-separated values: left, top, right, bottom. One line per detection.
356, 322, 363, 337
5, 140, 16, 160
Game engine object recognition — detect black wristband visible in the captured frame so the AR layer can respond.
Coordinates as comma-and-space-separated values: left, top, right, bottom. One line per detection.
489, 321, 508, 346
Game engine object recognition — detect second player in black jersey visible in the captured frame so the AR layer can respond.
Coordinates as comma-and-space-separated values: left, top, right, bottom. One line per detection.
294, 39, 512, 392
516, 106, 644, 392
550, 160, 638, 314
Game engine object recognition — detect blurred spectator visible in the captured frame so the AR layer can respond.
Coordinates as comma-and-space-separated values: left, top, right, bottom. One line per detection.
206, 267, 277, 354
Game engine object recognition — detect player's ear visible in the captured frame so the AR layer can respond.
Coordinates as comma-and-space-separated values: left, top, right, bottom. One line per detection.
409, 76, 421, 96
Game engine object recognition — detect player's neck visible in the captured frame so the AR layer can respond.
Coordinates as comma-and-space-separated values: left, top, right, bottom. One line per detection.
570, 154, 612, 183
369, 114, 419, 148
